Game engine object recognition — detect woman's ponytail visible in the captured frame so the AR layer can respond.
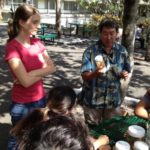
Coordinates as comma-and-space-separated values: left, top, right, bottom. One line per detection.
7, 18, 18, 42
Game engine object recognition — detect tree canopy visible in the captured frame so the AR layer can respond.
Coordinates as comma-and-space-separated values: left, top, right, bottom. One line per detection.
77, 0, 124, 17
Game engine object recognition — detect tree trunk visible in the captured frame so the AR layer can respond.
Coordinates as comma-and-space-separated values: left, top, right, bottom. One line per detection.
121, 0, 139, 101
122, 0, 139, 59
145, 39, 150, 61
56, 0, 62, 38
0, 10, 2, 21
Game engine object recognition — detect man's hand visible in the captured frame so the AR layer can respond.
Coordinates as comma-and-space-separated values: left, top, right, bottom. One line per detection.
120, 70, 129, 79
96, 66, 105, 76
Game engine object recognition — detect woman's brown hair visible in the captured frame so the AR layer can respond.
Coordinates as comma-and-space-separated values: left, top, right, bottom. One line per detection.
7, 4, 39, 42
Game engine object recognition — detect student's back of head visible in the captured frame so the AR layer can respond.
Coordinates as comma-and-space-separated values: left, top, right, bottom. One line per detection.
47, 86, 77, 114
17, 115, 92, 150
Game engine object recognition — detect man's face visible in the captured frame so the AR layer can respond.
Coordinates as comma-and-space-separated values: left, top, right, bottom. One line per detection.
100, 27, 117, 48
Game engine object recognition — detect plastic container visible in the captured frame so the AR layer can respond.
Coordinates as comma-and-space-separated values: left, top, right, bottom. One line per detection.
145, 124, 150, 145
133, 141, 149, 150
114, 140, 130, 150
95, 55, 106, 72
126, 125, 145, 145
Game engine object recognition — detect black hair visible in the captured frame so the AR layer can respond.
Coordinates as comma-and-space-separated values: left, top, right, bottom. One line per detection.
10, 108, 54, 138
47, 86, 77, 114
17, 115, 92, 150
98, 18, 119, 33
11, 86, 77, 140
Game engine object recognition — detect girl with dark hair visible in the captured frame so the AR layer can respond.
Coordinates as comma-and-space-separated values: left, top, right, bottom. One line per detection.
17, 115, 93, 150
5, 4, 55, 150
11, 108, 110, 150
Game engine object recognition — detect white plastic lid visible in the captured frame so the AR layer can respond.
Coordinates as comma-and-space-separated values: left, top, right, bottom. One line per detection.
127, 125, 145, 138
115, 140, 130, 150
133, 141, 149, 150
95, 55, 103, 61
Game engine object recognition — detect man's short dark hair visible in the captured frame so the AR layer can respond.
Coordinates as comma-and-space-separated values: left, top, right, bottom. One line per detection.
98, 18, 119, 33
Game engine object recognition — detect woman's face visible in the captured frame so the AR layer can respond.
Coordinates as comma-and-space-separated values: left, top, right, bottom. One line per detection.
19, 13, 40, 35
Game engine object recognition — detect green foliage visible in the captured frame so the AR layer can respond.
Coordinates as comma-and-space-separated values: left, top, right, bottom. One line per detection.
137, 18, 150, 28
77, 0, 124, 17
85, 14, 122, 34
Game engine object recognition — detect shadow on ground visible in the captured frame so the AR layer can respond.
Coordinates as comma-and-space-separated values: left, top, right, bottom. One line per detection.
43, 50, 83, 92
0, 44, 12, 149
127, 52, 150, 98
0, 123, 11, 149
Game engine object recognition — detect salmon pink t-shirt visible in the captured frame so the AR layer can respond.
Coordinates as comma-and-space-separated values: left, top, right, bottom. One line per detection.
5, 38, 46, 103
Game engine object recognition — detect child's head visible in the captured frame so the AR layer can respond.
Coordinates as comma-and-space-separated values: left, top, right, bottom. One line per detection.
17, 115, 92, 150
47, 86, 77, 115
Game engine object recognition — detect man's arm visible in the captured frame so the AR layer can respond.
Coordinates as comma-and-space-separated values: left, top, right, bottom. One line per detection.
81, 67, 105, 81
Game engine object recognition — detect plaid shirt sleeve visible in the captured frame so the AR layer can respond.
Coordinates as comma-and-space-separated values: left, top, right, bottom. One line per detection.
80, 47, 93, 73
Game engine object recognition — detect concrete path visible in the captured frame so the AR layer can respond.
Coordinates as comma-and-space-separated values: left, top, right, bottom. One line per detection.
0, 23, 150, 149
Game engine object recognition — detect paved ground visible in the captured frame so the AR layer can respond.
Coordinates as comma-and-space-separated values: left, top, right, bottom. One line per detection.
0, 23, 150, 149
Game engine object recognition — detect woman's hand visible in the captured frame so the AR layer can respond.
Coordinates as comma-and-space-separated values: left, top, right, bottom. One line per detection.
97, 135, 109, 146
42, 53, 54, 68
13, 78, 20, 84
8, 51, 55, 88
93, 135, 109, 150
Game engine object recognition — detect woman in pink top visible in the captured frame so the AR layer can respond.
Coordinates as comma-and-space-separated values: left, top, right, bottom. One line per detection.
5, 4, 55, 150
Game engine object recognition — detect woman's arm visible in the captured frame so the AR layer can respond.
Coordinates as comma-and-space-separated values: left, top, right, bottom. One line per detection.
134, 100, 149, 119
8, 51, 55, 88
29, 51, 56, 77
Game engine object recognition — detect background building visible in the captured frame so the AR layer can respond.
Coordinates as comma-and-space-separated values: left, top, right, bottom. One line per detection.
0, 0, 91, 27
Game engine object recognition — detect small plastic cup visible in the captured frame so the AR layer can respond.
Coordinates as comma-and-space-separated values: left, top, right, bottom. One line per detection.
95, 55, 104, 69
114, 140, 130, 150
126, 125, 145, 146
133, 141, 149, 150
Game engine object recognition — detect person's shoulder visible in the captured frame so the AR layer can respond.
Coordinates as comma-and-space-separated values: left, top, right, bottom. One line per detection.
31, 37, 45, 46
85, 41, 99, 52
115, 43, 127, 52
31, 37, 41, 43
5, 39, 18, 49
147, 89, 150, 96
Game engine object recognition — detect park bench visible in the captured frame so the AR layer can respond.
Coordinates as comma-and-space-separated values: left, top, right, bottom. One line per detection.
38, 33, 57, 44
82, 27, 92, 37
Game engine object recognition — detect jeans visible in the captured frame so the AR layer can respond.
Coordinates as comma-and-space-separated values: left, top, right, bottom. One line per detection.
7, 96, 47, 150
